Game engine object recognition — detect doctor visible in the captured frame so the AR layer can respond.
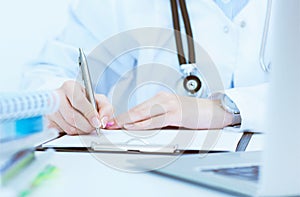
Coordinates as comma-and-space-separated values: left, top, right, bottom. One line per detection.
23, 0, 269, 134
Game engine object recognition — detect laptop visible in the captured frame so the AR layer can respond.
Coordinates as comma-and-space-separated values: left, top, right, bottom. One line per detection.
130, 1, 300, 196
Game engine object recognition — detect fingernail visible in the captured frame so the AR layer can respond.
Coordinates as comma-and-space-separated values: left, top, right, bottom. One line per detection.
101, 116, 108, 128
106, 121, 115, 127
92, 116, 101, 128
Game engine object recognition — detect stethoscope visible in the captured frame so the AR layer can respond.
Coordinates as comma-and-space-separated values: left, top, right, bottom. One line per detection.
260, 0, 272, 72
170, 0, 272, 97
170, 0, 206, 97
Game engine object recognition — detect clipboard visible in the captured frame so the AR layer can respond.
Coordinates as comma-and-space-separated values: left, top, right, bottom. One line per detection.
91, 142, 179, 154
36, 143, 227, 155
36, 130, 256, 155
36, 139, 228, 155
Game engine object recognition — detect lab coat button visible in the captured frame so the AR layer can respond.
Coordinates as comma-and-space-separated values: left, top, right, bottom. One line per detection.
223, 26, 229, 33
240, 21, 247, 28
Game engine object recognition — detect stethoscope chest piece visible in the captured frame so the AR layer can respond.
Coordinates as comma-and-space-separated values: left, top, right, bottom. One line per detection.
183, 75, 201, 94
170, 0, 209, 97
180, 63, 207, 97
180, 63, 201, 95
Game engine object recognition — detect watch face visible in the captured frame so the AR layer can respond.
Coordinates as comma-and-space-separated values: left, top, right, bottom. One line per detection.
223, 94, 240, 114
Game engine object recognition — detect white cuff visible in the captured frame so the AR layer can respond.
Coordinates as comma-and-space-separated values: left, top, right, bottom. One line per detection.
225, 83, 269, 132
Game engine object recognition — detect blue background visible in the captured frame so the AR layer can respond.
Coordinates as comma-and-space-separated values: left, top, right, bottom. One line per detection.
0, 0, 70, 92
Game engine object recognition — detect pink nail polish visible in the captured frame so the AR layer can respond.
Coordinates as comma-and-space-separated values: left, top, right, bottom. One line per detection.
106, 121, 115, 127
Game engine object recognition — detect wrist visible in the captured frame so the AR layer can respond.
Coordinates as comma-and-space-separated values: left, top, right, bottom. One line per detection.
221, 95, 241, 126
210, 93, 241, 127
225, 110, 241, 126
222, 106, 237, 126
214, 100, 239, 127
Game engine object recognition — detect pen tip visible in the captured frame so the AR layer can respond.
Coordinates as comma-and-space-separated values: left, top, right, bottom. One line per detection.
96, 128, 102, 135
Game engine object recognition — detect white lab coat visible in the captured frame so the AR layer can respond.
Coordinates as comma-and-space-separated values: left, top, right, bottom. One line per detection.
23, 0, 269, 132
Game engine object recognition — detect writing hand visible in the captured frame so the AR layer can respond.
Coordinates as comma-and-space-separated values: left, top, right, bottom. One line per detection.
47, 80, 114, 135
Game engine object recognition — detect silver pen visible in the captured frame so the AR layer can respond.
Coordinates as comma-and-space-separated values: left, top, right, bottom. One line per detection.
78, 48, 101, 135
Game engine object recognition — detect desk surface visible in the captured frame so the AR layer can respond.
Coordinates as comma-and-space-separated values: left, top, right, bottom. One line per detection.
30, 152, 235, 197
1, 131, 262, 196
29, 132, 263, 197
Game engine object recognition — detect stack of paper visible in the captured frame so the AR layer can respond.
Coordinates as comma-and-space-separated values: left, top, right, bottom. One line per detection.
0, 91, 59, 187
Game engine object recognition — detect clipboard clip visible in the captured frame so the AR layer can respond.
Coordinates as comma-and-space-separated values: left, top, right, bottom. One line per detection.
91, 142, 179, 154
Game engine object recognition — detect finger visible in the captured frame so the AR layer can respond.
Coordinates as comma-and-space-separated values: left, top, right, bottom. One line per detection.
105, 118, 120, 129
123, 114, 169, 130
47, 119, 64, 134
110, 92, 177, 129
62, 83, 101, 128
48, 111, 87, 135
127, 92, 171, 115
48, 120, 88, 135
59, 95, 95, 133
95, 94, 114, 127
48, 112, 76, 134
116, 102, 168, 128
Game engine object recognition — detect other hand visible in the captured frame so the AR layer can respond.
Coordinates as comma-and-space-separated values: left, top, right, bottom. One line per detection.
109, 92, 233, 130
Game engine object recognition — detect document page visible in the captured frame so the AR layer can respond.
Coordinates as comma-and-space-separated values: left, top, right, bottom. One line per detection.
42, 129, 244, 151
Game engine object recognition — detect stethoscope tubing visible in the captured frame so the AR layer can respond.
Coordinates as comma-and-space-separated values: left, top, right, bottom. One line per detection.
170, 0, 195, 65
260, 0, 272, 73
171, 0, 272, 73
170, 0, 272, 96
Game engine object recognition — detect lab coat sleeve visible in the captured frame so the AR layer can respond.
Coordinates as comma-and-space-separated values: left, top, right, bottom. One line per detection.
22, 0, 118, 92
225, 83, 269, 132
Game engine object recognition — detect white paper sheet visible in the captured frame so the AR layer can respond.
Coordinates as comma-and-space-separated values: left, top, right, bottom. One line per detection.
42, 129, 244, 151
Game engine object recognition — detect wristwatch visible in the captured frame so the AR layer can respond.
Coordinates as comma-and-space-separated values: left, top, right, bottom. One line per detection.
210, 93, 241, 126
